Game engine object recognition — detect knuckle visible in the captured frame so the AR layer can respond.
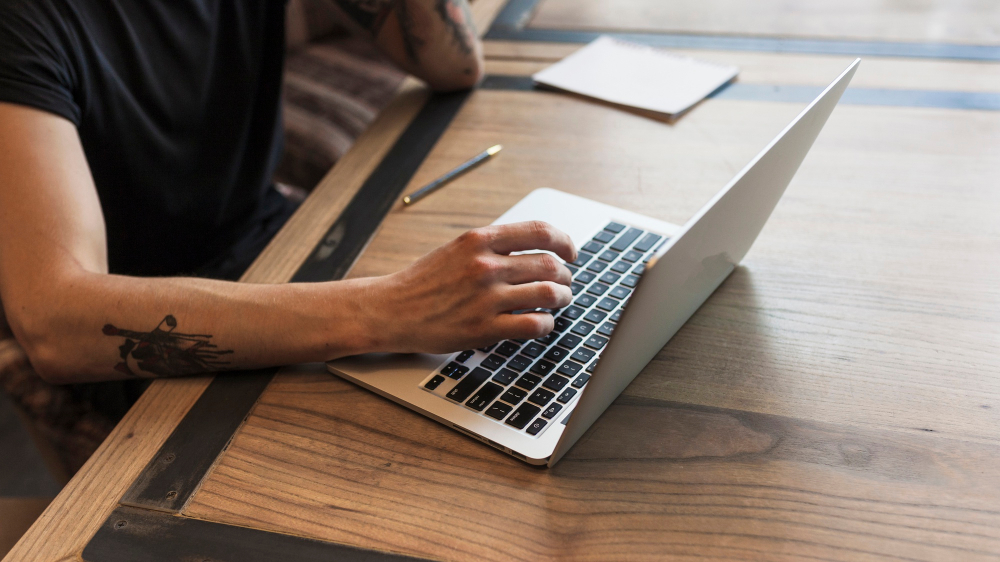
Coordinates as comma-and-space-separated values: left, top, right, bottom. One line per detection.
540, 254, 562, 276
459, 228, 488, 247
538, 282, 560, 302
529, 220, 554, 243
470, 255, 497, 278
527, 315, 553, 338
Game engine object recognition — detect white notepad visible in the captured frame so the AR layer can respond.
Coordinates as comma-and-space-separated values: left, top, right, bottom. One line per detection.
533, 36, 739, 117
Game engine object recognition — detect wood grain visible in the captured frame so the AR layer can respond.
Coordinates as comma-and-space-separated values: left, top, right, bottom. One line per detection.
529, 0, 1000, 45
1, 377, 211, 562
484, 42, 1000, 93
183, 89, 1000, 559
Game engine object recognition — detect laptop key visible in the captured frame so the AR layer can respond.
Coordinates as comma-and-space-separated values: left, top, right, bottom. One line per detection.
424, 375, 446, 390
494, 342, 518, 357
557, 388, 578, 403
571, 374, 591, 388
557, 334, 583, 350
542, 374, 570, 392
597, 322, 615, 337
522, 342, 545, 358
593, 231, 615, 244
586, 260, 608, 273
446, 367, 492, 402
481, 354, 506, 371
621, 274, 640, 288
585, 334, 609, 350
598, 250, 619, 262
596, 297, 617, 311
599, 271, 621, 285
506, 404, 541, 429
564, 264, 578, 276
610, 227, 643, 252
622, 250, 643, 263
574, 271, 597, 284
574, 294, 598, 308
571, 321, 595, 336
543, 346, 569, 363
633, 233, 662, 252
586, 361, 597, 373
633, 264, 645, 275
467, 382, 504, 411
553, 317, 573, 333
536, 332, 559, 345
571, 282, 584, 295
560, 305, 585, 320
478, 343, 497, 353
456, 350, 475, 363
571, 348, 596, 364
586, 283, 609, 296
492, 368, 518, 385
582, 241, 603, 254
500, 387, 527, 404
530, 359, 557, 376
604, 222, 626, 233
541, 403, 563, 419
526, 418, 548, 435
442, 363, 469, 380
610, 309, 622, 322
528, 388, 556, 406
572, 252, 593, 268
507, 355, 531, 372
584, 309, 607, 324
556, 360, 582, 378
485, 401, 513, 420
609, 286, 631, 300
514, 373, 542, 390
610, 261, 631, 274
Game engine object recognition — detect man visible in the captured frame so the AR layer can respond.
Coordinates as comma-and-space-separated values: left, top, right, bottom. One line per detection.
0, 0, 574, 400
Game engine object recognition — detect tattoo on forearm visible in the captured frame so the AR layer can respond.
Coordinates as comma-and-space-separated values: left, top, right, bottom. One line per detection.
434, 0, 476, 57
102, 315, 233, 378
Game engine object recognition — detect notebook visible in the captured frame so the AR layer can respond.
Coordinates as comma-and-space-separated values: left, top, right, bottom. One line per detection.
532, 36, 740, 117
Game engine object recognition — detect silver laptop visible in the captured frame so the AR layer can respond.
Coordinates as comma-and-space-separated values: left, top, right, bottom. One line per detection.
328, 59, 859, 467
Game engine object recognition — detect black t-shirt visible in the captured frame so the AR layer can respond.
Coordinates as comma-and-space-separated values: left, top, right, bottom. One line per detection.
0, 0, 293, 278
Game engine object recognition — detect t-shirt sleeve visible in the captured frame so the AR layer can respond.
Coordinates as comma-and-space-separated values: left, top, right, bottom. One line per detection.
0, 2, 81, 125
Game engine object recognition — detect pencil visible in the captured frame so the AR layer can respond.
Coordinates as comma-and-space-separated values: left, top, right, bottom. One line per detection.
402, 144, 502, 206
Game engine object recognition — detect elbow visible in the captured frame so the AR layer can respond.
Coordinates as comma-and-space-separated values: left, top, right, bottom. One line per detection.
5, 303, 78, 385
425, 54, 485, 93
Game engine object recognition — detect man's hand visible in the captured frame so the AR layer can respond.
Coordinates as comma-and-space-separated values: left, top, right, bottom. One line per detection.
358, 222, 577, 354
325, 0, 485, 91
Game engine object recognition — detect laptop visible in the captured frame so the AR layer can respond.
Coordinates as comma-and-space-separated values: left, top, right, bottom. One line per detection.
328, 59, 860, 467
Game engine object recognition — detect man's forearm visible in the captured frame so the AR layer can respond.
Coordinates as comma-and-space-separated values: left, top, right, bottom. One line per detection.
16, 272, 375, 383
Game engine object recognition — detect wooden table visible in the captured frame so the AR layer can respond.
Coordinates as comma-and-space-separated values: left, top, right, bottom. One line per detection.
7, 0, 1000, 560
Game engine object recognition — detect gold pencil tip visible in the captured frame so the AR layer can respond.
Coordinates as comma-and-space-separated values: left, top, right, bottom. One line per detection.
487, 144, 503, 156
402, 196, 411, 205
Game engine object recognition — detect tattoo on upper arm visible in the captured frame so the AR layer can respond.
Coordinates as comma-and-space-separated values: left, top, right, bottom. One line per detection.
394, 0, 425, 65
102, 315, 233, 378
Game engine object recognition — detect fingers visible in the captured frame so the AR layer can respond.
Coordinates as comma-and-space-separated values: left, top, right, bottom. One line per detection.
498, 253, 572, 286
491, 312, 555, 341
497, 280, 572, 312
484, 221, 577, 264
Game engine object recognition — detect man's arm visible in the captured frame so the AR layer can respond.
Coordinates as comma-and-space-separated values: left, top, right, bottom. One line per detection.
324, 0, 484, 91
0, 103, 574, 383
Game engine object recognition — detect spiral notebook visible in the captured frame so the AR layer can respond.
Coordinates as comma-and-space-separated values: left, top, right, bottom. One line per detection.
533, 36, 739, 117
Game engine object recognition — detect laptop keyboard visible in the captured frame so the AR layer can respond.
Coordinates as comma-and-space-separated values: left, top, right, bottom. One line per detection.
421, 222, 667, 438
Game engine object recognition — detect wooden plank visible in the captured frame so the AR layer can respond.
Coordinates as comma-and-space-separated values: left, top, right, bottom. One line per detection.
1, 377, 211, 562
82, 506, 426, 562
484, 42, 1000, 93
184, 370, 1000, 561
529, 0, 1000, 46
181, 89, 1000, 559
